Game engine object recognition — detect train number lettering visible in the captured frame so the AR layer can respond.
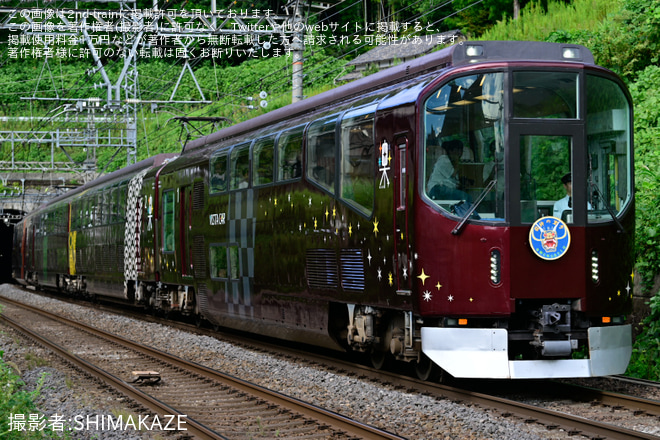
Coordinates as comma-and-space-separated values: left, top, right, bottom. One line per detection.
209, 213, 226, 226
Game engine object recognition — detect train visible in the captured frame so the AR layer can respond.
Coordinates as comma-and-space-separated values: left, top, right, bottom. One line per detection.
12, 41, 634, 380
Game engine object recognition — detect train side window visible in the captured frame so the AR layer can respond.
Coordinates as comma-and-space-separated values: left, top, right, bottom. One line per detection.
230, 143, 250, 190
71, 202, 80, 230
93, 194, 101, 226
252, 136, 275, 186
83, 198, 91, 228
586, 74, 632, 222
210, 152, 228, 193
209, 244, 228, 279
109, 188, 117, 223
277, 126, 303, 181
307, 115, 338, 194
102, 190, 110, 224
339, 107, 375, 215
117, 185, 127, 223
162, 190, 175, 252
228, 245, 240, 279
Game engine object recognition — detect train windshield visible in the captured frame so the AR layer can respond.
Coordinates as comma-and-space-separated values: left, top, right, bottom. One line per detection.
585, 74, 632, 222
424, 70, 631, 225
424, 72, 505, 220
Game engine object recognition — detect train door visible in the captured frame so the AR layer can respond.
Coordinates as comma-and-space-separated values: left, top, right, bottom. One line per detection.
394, 135, 412, 295
509, 123, 585, 225
179, 185, 193, 278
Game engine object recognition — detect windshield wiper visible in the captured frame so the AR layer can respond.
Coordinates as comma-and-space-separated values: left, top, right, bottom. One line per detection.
592, 184, 626, 234
452, 179, 497, 235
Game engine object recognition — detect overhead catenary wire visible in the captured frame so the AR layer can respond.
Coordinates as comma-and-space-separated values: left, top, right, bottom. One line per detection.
4, 0, 487, 181
130, 0, 480, 155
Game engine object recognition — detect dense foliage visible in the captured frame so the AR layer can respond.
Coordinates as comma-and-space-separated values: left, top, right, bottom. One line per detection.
0, 351, 46, 439
627, 293, 660, 379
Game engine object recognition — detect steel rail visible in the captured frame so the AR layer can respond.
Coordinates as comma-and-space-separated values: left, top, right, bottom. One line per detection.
545, 381, 660, 417
0, 297, 405, 440
422, 382, 660, 440
0, 313, 227, 440
7, 291, 658, 440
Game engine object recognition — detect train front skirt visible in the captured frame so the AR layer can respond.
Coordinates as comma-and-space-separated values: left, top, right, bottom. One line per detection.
421, 325, 632, 379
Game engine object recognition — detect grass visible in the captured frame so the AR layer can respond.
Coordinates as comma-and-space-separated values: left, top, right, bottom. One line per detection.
477, 0, 618, 41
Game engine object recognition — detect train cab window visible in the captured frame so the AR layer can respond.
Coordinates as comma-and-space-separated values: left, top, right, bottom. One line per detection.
252, 136, 275, 186
162, 190, 175, 252
307, 115, 338, 194
424, 72, 505, 220
339, 107, 375, 216
586, 74, 632, 222
230, 143, 250, 190
519, 135, 573, 222
277, 126, 303, 181
210, 152, 228, 193
513, 71, 578, 119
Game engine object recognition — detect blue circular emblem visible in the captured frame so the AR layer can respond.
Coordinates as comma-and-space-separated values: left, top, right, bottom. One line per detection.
529, 216, 571, 260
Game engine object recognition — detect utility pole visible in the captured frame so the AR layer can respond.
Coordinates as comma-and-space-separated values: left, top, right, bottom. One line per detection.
291, 1, 305, 103
0, 0, 312, 212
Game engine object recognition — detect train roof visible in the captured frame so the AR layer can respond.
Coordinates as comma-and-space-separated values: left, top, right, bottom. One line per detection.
29, 153, 178, 214
183, 41, 594, 154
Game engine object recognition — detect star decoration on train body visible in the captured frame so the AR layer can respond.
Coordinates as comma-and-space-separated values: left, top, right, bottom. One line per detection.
423, 290, 432, 301
417, 268, 429, 285
447, 295, 454, 302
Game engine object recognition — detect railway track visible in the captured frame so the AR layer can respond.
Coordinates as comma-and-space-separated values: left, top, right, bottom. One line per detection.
0, 296, 405, 440
2, 288, 660, 440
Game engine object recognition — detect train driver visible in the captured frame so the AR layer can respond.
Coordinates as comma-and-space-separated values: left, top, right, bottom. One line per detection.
553, 172, 592, 220
427, 139, 471, 202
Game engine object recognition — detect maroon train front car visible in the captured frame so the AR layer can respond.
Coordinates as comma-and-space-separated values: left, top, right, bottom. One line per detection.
13, 41, 634, 379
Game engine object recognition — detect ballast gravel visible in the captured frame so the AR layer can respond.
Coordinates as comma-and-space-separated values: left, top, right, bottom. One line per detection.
0, 284, 575, 440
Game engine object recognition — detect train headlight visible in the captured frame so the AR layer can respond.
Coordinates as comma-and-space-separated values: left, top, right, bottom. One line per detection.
591, 250, 599, 283
490, 249, 501, 285
466, 45, 483, 57
562, 47, 581, 59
